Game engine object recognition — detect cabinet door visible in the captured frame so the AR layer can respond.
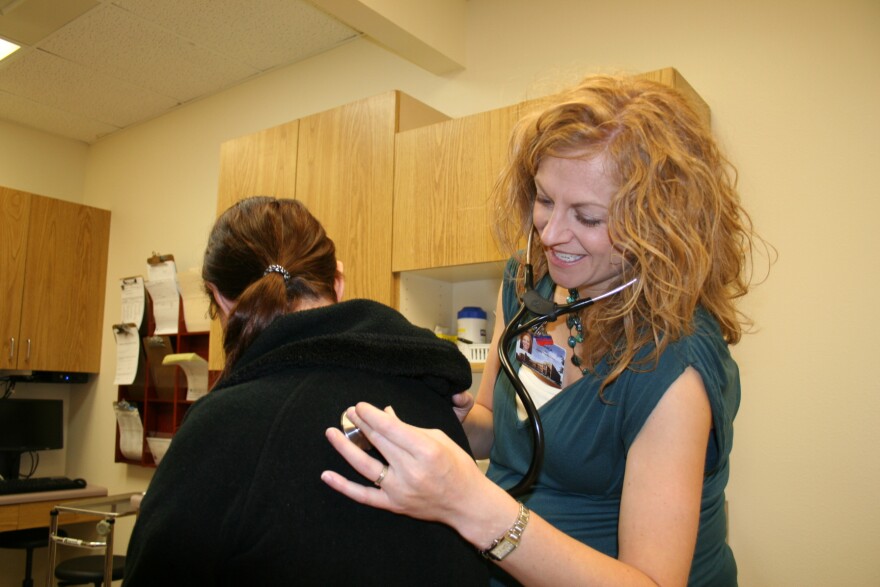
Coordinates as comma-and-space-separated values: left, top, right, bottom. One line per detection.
17, 195, 110, 372
210, 121, 300, 370
0, 188, 31, 370
296, 92, 398, 305
393, 103, 520, 272
215, 120, 300, 215
209, 91, 441, 371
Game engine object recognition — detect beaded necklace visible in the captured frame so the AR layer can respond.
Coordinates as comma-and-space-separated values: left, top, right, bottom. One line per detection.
565, 288, 587, 374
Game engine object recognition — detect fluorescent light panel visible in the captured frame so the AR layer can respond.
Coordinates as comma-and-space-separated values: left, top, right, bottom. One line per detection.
0, 37, 19, 61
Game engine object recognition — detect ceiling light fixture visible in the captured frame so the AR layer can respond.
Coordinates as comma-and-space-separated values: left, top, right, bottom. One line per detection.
0, 37, 19, 61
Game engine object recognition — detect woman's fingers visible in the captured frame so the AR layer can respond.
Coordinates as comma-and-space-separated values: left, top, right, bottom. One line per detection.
324, 401, 486, 527
321, 427, 395, 509
451, 391, 474, 423
344, 403, 420, 462
325, 424, 380, 475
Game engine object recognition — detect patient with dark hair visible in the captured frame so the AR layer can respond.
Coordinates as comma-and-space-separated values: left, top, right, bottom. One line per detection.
124, 196, 488, 586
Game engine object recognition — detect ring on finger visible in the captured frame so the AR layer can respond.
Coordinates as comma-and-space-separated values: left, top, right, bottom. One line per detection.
374, 464, 388, 487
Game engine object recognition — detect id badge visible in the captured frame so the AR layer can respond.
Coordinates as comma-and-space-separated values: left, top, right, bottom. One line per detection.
515, 332, 566, 388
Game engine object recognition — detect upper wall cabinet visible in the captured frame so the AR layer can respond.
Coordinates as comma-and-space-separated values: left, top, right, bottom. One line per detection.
297, 92, 402, 306
211, 121, 299, 370
393, 102, 523, 272
391, 67, 709, 274
0, 187, 111, 373
210, 91, 448, 370
215, 120, 299, 216
635, 67, 711, 126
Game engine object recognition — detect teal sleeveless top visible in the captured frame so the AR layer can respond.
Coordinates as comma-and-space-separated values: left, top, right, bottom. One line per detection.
487, 260, 738, 586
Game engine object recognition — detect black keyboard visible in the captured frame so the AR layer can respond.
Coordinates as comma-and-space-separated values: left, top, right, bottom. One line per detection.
0, 476, 86, 495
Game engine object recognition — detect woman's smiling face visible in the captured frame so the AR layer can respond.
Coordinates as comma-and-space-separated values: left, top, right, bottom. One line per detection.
532, 153, 622, 297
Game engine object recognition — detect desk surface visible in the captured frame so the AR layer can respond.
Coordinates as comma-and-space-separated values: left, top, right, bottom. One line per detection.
54, 491, 140, 518
0, 484, 108, 532
0, 484, 108, 507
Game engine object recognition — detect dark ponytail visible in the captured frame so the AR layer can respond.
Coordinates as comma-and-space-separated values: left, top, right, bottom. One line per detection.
202, 197, 338, 380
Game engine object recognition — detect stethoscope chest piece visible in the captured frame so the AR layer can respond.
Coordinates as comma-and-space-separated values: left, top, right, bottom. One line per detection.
340, 411, 373, 451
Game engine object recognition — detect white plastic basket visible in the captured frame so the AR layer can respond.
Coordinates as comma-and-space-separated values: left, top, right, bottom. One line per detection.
459, 344, 490, 363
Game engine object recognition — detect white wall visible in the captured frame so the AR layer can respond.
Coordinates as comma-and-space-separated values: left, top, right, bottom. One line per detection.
1, 1, 878, 585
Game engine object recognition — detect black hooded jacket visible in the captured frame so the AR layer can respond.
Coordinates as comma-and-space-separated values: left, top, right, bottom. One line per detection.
124, 299, 489, 586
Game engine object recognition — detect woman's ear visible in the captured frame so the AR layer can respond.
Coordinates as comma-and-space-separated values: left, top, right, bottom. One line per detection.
206, 282, 235, 322
334, 260, 345, 302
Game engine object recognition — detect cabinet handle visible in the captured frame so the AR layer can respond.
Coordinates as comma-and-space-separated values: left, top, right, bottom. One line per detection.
25, 338, 31, 362
8, 337, 13, 360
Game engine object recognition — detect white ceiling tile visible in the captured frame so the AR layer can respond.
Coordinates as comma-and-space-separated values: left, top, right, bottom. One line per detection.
40, 3, 261, 102
0, 0, 98, 45
0, 0, 363, 143
0, 48, 178, 127
0, 88, 118, 143
112, 0, 359, 71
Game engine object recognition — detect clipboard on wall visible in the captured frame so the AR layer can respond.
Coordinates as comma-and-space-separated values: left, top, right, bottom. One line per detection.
113, 323, 146, 400
120, 276, 147, 332
145, 253, 180, 335
147, 252, 175, 266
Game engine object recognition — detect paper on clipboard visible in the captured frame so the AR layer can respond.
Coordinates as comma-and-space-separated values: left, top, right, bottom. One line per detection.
120, 276, 146, 330
163, 353, 208, 401
146, 259, 180, 335
113, 323, 140, 385
114, 401, 143, 460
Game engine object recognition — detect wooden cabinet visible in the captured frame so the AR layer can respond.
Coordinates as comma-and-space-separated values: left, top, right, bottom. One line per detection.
209, 91, 448, 370
636, 67, 711, 126
0, 187, 111, 373
0, 188, 29, 371
206, 67, 707, 372
392, 68, 708, 274
296, 92, 402, 306
115, 307, 213, 467
210, 121, 301, 369
215, 120, 300, 216
392, 68, 709, 372
393, 103, 522, 272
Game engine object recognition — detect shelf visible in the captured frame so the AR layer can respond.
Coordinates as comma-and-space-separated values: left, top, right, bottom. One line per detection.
397, 260, 505, 283
115, 297, 217, 468
397, 263, 502, 376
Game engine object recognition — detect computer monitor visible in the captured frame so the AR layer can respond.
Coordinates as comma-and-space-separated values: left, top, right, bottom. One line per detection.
0, 399, 64, 480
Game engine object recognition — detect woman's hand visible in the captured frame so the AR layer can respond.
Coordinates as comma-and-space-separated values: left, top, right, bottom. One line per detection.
451, 391, 475, 423
321, 402, 491, 532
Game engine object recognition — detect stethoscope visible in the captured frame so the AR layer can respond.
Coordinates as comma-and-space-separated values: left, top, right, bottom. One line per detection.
339, 228, 636, 498
498, 229, 637, 497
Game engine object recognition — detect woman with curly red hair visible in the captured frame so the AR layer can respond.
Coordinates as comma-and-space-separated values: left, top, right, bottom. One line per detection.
323, 74, 767, 586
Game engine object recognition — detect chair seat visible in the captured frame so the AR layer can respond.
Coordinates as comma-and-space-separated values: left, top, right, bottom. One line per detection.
0, 527, 50, 550
55, 555, 125, 584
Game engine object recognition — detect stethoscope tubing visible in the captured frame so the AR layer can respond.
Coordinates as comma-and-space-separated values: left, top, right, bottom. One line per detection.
498, 300, 545, 498
499, 238, 636, 497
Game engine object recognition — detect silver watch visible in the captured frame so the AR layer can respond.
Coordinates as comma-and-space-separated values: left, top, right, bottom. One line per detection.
481, 502, 530, 561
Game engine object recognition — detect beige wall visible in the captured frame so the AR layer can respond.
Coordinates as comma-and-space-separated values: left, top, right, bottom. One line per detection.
0, 120, 88, 201
1, 0, 878, 585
